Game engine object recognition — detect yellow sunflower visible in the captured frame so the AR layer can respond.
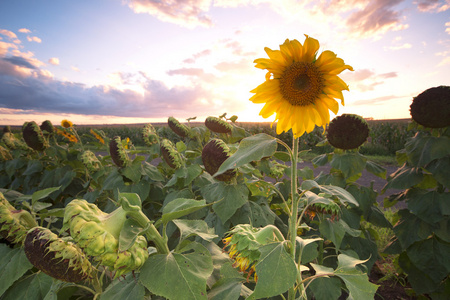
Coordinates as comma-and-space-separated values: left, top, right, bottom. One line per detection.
61, 119, 73, 128
250, 35, 353, 138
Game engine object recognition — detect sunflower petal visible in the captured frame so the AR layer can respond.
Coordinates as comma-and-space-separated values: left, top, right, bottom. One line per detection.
302, 35, 320, 62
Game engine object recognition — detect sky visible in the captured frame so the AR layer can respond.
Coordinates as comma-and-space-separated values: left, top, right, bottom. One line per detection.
0, 0, 449, 126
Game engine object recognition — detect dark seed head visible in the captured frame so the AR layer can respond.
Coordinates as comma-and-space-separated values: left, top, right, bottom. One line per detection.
22, 121, 48, 151
168, 117, 190, 138
40, 120, 55, 135
205, 116, 233, 134
160, 139, 182, 169
410, 86, 450, 128
109, 136, 129, 167
326, 114, 369, 150
202, 139, 236, 181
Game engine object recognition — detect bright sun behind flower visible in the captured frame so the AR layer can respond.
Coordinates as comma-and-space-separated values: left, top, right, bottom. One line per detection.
250, 35, 353, 138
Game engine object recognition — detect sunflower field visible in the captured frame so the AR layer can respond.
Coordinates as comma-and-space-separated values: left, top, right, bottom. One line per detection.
0, 34, 449, 299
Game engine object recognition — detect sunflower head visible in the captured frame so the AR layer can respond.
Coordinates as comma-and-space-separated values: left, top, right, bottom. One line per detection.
22, 121, 48, 151
202, 139, 236, 182
168, 117, 191, 138
205, 116, 233, 134
40, 120, 55, 135
326, 114, 369, 150
90, 129, 105, 144
3, 126, 11, 133
410, 86, 450, 128
160, 139, 183, 169
81, 150, 102, 173
109, 136, 129, 168
223, 224, 283, 280
250, 35, 353, 138
24, 227, 94, 283
61, 119, 74, 128
0, 145, 12, 161
142, 124, 159, 146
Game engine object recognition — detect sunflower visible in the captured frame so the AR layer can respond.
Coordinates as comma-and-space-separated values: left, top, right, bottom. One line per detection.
61, 119, 73, 128
250, 35, 353, 138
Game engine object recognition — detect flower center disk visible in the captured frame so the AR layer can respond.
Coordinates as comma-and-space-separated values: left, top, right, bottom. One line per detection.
279, 62, 323, 106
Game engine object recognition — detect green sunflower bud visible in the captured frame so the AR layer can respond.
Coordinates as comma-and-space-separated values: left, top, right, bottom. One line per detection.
326, 114, 369, 150
24, 227, 94, 283
81, 150, 102, 173
202, 139, 236, 181
410, 86, 450, 128
0, 145, 12, 161
109, 136, 129, 168
0, 192, 38, 245
142, 124, 159, 146
40, 120, 55, 135
62, 199, 149, 278
22, 121, 48, 151
205, 116, 233, 134
168, 117, 191, 138
223, 224, 284, 280
305, 201, 341, 221
160, 139, 183, 169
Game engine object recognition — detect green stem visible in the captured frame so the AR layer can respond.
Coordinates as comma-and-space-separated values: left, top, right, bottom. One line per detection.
288, 136, 299, 300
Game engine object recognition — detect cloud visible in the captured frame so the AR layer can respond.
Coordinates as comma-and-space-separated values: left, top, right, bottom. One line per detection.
183, 49, 211, 63
26, 36, 42, 43
415, 0, 450, 12
0, 29, 18, 40
345, 0, 408, 38
352, 95, 402, 106
340, 68, 398, 92
127, 0, 213, 28
48, 57, 60, 65
18, 28, 31, 34
71, 66, 80, 72
385, 43, 412, 50
2, 56, 38, 69
446, 21, 450, 34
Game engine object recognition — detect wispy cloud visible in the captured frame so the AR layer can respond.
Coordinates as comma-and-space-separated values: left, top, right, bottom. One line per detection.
341, 68, 398, 92
414, 0, 450, 12
0, 29, 18, 40
26, 36, 42, 43
18, 28, 31, 34
48, 57, 60, 65
127, 0, 213, 28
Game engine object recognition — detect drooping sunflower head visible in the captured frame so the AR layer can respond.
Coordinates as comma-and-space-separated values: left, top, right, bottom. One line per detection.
40, 120, 55, 135
61, 119, 74, 128
142, 124, 159, 146
326, 114, 369, 150
24, 227, 94, 283
22, 121, 48, 151
205, 116, 233, 134
202, 139, 236, 182
168, 117, 191, 138
160, 139, 183, 169
109, 136, 129, 168
81, 150, 102, 173
410, 86, 450, 128
90, 128, 105, 144
250, 35, 353, 138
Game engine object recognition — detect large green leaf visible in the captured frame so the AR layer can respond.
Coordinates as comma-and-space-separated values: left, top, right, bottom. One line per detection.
248, 242, 297, 299
425, 156, 450, 188
100, 274, 145, 300
308, 276, 342, 300
333, 254, 379, 300
393, 209, 434, 250
172, 219, 218, 243
407, 189, 447, 224
23, 160, 43, 176
201, 182, 248, 224
330, 152, 366, 180
319, 219, 349, 249
383, 164, 424, 190
296, 237, 322, 264
398, 252, 441, 295
405, 133, 450, 167
140, 242, 213, 300
0, 244, 33, 296
122, 158, 143, 183
318, 185, 358, 207
208, 262, 244, 300
142, 161, 165, 181
365, 160, 386, 179
230, 200, 276, 228
161, 198, 208, 225
215, 134, 277, 177
1, 272, 52, 300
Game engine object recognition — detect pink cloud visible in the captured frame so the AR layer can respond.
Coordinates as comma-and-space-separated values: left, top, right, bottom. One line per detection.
27, 36, 42, 43
18, 28, 31, 34
48, 57, 60, 65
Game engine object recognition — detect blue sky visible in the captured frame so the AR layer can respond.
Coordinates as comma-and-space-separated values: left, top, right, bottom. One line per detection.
0, 0, 449, 125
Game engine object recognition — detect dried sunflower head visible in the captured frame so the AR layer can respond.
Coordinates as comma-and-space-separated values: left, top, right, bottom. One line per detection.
160, 139, 182, 169
40, 120, 55, 135
410, 86, 450, 128
109, 136, 129, 168
202, 139, 236, 181
326, 114, 369, 150
22, 121, 48, 151
81, 150, 102, 173
205, 116, 233, 134
168, 117, 191, 138
142, 124, 159, 146
24, 227, 94, 283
